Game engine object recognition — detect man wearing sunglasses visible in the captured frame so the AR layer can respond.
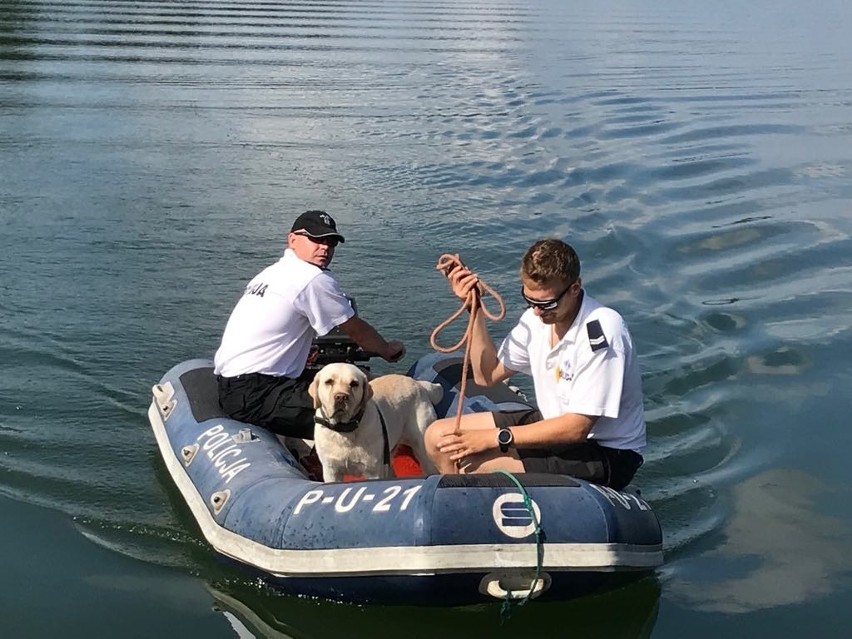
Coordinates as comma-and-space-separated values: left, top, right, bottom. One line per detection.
424, 238, 645, 490
214, 210, 405, 439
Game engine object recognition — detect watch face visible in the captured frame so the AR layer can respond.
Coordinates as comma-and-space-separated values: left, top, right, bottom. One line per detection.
498, 428, 512, 446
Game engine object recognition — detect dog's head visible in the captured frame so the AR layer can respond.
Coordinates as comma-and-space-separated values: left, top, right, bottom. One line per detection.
308, 362, 373, 426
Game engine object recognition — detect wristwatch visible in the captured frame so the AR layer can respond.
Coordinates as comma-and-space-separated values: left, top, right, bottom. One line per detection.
497, 427, 514, 453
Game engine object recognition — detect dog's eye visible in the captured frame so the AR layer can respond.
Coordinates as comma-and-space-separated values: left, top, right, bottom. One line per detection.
324, 378, 334, 385
349, 380, 359, 388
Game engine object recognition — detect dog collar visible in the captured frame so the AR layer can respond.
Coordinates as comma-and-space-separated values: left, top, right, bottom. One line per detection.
314, 407, 365, 433
313, 406, 392, 469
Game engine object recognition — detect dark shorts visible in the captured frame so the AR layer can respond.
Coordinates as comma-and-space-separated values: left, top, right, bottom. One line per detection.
217, 371, 315, 439
493, 409, 644, 491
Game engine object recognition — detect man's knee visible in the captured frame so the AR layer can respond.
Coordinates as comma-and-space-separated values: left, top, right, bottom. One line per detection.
423, 418, 449, 456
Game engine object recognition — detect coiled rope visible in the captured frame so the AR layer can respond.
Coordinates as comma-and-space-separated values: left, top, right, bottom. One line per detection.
429, 254, 505, 434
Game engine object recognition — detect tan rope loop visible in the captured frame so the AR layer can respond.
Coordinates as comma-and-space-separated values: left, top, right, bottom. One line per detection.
430, 254, 505, 436
430, 254, 505, 353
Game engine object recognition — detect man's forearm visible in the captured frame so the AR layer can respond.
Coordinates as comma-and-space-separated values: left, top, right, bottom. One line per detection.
467, 311, 502, 386
338, 316, 394, 358
512, 413, 597, 448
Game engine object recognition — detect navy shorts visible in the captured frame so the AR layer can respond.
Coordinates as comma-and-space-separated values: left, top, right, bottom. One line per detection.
493, 409, 644, 491
217, 371, 316, 439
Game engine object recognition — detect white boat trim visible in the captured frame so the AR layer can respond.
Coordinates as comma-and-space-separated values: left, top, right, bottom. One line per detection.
150, 403, 663, 578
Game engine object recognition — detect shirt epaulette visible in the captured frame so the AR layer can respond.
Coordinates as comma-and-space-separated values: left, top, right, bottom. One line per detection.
586, 319, 609, 352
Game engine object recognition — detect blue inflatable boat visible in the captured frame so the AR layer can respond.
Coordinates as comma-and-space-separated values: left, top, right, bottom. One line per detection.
147, 344, 663, 605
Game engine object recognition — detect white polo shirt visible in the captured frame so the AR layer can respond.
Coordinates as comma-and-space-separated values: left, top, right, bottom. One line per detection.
497, 291, 646, 452
213, 249, 355, 378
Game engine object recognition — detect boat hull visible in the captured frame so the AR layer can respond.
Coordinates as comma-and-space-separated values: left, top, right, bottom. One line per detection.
148, 354, 662, 605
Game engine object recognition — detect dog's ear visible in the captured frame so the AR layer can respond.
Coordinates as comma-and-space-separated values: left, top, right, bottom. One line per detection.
355, 372, 373, 416
308, 371, 321, 410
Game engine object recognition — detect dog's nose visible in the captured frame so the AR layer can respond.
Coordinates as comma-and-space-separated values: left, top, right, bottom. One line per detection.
333, 392, 349, 405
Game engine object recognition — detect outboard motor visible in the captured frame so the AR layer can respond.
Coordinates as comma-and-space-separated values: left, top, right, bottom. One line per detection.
305, 297, 374, 373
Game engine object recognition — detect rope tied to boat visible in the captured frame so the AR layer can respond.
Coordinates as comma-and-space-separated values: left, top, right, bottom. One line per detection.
494, 470, 543, 622
430, 257, 539, 614
429, 253, 505, 435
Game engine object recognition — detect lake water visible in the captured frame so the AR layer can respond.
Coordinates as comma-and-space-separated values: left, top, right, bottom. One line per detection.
2, 0, 852, 636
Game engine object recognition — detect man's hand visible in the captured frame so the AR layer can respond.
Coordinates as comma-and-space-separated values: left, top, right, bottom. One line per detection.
436, 428, 498, 461
444, 262, 481, 303
383, 340, 406, 363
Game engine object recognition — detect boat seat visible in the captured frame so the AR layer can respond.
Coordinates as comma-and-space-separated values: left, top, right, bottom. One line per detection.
177, 366, 321, 479
179, 367, 227, 424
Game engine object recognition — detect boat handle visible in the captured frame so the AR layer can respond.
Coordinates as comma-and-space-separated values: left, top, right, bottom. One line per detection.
484, 576, 548, 600
152, 383, 176, 420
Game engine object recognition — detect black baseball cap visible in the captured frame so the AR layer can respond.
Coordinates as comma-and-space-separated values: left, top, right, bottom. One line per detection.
290, 210, 345, 243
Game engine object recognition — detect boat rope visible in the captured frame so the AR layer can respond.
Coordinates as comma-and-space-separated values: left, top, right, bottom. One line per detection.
429, 253, 505, 435
494, 469, 543, 622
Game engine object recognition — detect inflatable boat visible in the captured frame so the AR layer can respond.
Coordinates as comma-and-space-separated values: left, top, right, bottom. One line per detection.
147, 339, 663, 605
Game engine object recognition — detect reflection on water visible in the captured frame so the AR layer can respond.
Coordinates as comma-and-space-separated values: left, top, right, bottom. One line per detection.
670, 469, 852, 613
207, 577, 660, 639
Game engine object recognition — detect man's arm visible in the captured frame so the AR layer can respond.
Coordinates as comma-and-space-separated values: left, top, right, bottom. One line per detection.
510, 412, 597, 447
434, 411, 598, 464
465, 310, 514, 386
337, 315, 405, 362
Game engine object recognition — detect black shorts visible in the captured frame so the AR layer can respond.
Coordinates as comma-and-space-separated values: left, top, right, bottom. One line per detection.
493, 409, 644, 491
217, 371, 315, 439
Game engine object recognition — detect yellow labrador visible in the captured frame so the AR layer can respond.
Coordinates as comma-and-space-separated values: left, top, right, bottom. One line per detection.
308, 362, 442, 482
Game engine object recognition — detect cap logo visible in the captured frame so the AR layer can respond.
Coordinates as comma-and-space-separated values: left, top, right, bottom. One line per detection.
320, 213, 333, 227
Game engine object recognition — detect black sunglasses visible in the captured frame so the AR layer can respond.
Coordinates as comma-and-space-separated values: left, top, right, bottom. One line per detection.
294, 232, 340, 248
520, 283, 574, 311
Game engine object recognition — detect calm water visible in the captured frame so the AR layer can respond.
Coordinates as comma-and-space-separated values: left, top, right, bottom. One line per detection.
2, 0, 852, 636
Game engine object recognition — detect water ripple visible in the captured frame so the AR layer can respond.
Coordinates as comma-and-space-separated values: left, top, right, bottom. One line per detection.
3, 0, 852, 627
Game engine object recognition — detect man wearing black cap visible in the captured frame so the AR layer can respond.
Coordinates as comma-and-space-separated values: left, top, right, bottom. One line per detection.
214, 210, 405, 438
